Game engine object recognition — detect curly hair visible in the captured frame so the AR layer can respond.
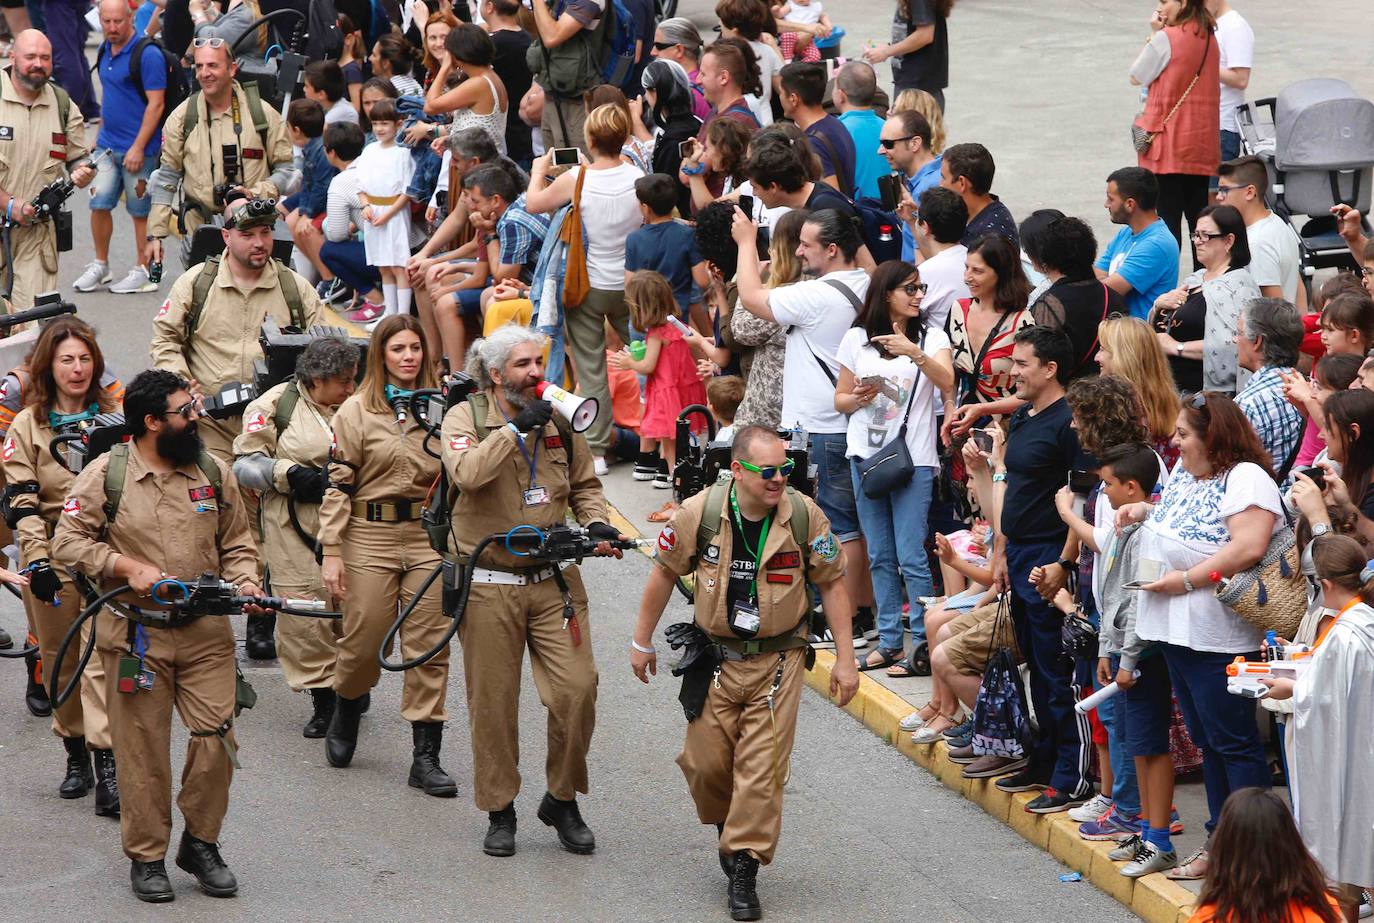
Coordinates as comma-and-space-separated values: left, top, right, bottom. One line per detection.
695, 201, 739, 280
1065, 376, 1147, 458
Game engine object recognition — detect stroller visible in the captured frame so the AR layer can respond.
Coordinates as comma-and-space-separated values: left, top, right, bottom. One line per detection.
1237, 78, 1374, 284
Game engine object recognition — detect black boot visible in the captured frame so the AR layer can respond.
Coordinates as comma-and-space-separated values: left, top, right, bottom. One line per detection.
244, 613, 276, 660
537, 792, 595, 854
130, 859, 174, 903
727, 851, 762, 921
407, 722, 458, 797
25, 644, 51, 717
716, 823, 736, 878
325, 693, 365, 768
175, 831, 238, 897
358, 691, 371, 714
92, 748, 119, 817
59, 735, 93, 799
303, 688, 336, 739
483, 803, 517, 857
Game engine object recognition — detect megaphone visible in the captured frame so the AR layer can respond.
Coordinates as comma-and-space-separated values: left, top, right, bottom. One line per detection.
536, 381, 598, 433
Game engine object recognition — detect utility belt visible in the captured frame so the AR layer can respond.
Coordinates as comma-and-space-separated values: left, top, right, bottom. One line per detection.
467, 563, 562, 587
709, 631, 812, 661
119, 605, 205, 630
351, 498, 427, 523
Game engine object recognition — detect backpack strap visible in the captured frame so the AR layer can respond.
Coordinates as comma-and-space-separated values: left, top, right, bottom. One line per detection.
186, 256, 222, 340
195, 450, 224, 505
241, 81, 270, 144
183, 89, 201, 138
273, 379, 301, 434
102, 442, 130, 526
693, 482, 811, 575
128, 37, 150, 100
787, 488, 810, 578
52, 83, 70, 135
273, 260, 306, 329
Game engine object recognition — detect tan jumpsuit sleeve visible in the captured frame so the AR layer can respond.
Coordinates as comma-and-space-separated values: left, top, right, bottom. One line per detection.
63, 105, 89, 165
440, 401, 524, 492
149, 269, 197, 379
147, 101, 188, 239
566, 431, 610, 527
231, 386, 293, 493
49, 455, 120, 579
248, 110, 295, 201
651, 491, 705, 578
801, 495, 846, 587
2, 413, 48, 562
317, 397, 360, 557
213, 460, 260, 588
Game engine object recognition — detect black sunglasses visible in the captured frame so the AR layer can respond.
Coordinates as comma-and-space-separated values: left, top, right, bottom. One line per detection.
652, 40, 678, 50
1185, 392, 1209, 411
898, 282, 927, 296
878, 136, 916, 150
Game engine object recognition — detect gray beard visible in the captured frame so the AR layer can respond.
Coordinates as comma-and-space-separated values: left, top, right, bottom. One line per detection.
14, 70, 49, 93
503, 384, 528, 409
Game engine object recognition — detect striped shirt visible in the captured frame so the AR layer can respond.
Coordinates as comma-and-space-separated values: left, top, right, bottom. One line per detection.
324, 162, 367, 244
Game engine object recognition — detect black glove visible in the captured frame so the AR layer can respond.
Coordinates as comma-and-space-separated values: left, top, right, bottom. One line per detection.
510, 399, 553, 433
286, 465, 328, 503
28, 559, 61, 604
587, 521, 621, 544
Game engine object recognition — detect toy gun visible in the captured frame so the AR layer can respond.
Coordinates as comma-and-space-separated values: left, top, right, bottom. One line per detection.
149, 573, 341, 621
503, 523, 647, 565
1224, 653, 1312, 699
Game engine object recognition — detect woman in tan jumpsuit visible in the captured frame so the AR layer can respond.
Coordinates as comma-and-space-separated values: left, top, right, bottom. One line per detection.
318, 315, 456, 796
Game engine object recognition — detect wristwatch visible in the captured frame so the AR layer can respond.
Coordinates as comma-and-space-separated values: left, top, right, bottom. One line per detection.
1056, 557, 1079, 572
1311, 522, 1332, 537
1175, 343, 1184, 357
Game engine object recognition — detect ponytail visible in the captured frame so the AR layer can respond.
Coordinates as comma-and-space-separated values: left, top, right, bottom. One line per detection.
1311, 533, 1374, 605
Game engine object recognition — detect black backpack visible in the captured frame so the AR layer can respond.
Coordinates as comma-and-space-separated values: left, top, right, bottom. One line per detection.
305, 0, 344, 61
95, 37, 190, 128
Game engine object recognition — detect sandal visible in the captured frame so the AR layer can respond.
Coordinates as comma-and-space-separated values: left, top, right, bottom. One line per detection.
1166, 847, 1208, 881
647, 500, 677, 523
856, 647, 904, 672
885, 642, 931, 677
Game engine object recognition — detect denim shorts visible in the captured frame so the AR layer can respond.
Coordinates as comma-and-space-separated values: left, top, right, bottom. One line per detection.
808, 430, 860, 541
89, 148, 154, 217
1123, 651, 1173, 757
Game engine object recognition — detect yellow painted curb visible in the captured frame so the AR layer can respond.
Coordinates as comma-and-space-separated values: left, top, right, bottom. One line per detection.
324, 304, 369, 339
805, 648, 1195, 923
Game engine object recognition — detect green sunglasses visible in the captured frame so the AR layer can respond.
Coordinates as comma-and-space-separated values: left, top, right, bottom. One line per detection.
737, 458, 795, 480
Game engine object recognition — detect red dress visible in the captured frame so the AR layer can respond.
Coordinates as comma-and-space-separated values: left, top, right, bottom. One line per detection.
639, 324, 708, 439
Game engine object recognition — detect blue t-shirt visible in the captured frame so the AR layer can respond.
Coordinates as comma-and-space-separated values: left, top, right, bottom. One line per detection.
805, 115, 858, 200
900, 153, 943, 261
97, 39, 167, 155
836, 109, 887, 201
282, 137, 335, 218
625, 220, 702, 315
1095, 218, 1179, 320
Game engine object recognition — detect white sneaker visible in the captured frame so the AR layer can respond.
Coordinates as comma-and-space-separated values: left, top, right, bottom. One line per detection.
899, 711, 928, 732
1121, 841, 1178, 878
1067, 793, 1114, 824
73, 260, 111, 292
593, 456, 609, 477
109, 264, 157, 294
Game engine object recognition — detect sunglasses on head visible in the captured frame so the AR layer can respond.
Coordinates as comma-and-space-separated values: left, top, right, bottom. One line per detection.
737, 458, 795, 480
193, 37, 227, 49
878, 136, 915, 150
1186, 391, 1209, 411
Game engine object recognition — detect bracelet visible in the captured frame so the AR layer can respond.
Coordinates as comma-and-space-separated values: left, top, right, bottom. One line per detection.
1182, 570, 1195, 593
991, 472, 1007, 483
681, 162, 706, 176
629, 639, 656, 655
1207, 570, 1223, 584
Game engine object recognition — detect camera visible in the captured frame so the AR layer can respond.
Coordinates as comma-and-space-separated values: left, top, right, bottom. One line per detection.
253, 319, 369, 394
877, 174, 903, 213
213, 145, 241, 208
50, 411, 129, 473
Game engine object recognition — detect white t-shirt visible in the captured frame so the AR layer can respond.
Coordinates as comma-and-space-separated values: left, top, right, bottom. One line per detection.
1247, 212, 1301, 304
572, 162, 645, 290
1135, 461, 1284, 653
836, 325, 949, 469
770, 268, 871, 434
747, 40, 782, 128
918, 243, 968, 333
781, 1, 822, 25
325, 97, 360, 125
1215, 9, 1255, 134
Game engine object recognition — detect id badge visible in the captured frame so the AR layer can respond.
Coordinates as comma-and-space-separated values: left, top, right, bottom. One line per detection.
730, 601, 761, 639
117, 654, 140, 694
523, 486, 550, 506
136, 669, 156, 691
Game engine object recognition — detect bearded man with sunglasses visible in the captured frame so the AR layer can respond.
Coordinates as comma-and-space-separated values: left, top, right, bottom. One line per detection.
632, 424, 858, 922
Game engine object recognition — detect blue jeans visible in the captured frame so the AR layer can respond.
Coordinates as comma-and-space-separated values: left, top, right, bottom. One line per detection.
850, 462, 934, 650
37, 0, 97, 119
807, 431, 861, 541
89, 148, 155, 217
1096, 653, 1141, 817
1007, 538, 1092, 795
1161, 643, 1270, 833
1211, 130, 1242, 189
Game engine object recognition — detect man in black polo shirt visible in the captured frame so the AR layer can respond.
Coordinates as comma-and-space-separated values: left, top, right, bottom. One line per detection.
1029, 216, 1125, 380
991, 326, 1094, 812
941, 142, 1018, 248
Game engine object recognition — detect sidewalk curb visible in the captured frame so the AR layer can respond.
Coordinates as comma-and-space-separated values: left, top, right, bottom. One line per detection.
803, 650, 1197, 923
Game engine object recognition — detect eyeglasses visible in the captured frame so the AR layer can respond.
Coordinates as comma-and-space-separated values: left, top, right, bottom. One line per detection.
163, 398, 203, 420
899, 282, 928, 296
1191, 230, 1225, 242
878, 136, 916, 150
737, 458, 795, 480
1214, 184, 1245, 196
193, 37, 227, 49
651, 40, 679, 50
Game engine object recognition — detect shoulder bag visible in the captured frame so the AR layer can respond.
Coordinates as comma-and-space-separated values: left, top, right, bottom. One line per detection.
1212, 468, 1305, 637
1132, 35, 1210, 154
855, 329, 927, 499
557, 165, 590, 309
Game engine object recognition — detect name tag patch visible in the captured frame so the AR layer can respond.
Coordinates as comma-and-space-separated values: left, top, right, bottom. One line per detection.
766, 551, 800, 570
0, 126, 12, 141
188, 485, 216, 501
243, 148, 264, 160
51, 132, 66, 145
765, 573, 793, 585
544, 434, 564, 449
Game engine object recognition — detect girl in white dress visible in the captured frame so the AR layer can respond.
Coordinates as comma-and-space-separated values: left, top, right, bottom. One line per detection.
355, 99, 414, 327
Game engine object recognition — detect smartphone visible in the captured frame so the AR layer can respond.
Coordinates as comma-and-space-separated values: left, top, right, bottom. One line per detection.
972, 428, 993, 453
737, 194, 755, 218
858, 374, 884, 389
551, 147, 580, 167
877, 174, 903, 213
678, 139, 695, 159
1068, 469, 1098, 494
667, 315, 692, 336
1293, 465, 1326, 489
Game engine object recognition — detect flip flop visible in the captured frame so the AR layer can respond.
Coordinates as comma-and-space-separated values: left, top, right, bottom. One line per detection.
647, 501, 677, 523
856, 647, 904, 672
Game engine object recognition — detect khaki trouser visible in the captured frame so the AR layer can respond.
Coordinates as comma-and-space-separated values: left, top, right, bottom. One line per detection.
270, 577, 341, 690
563, 287, 631, 454
197, 417, 239, 468
332, 520, 448, 721
677, 646, 806, 865
98, 614, 237, 862
26, 570, 110, 748
540, 96, 589, 154
0, 224, 58, 310
458, 567, 597, 811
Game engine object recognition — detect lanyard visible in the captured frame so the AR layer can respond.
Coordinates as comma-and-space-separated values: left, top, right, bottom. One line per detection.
211, 90, 243, 189
1315, 597, 1360, 649
49, 402, 99, 431
494, 402, 541, 488
729, 483, 772, 601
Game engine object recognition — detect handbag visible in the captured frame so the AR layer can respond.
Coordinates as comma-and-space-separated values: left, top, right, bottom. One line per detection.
1212, 470, 1305, 637
971, 595, 1035, 759
1131, 36, 1210, 154
557, 165, 590, 309
855, 329, 927, 499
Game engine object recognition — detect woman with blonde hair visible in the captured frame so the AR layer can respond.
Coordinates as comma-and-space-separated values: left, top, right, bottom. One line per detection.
1097, 315, 1183, 467
892, 88, 946, 153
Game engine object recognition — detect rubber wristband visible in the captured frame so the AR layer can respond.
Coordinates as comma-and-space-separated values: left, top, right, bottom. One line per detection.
681, 163, 706, 176
630, 639, 655, 655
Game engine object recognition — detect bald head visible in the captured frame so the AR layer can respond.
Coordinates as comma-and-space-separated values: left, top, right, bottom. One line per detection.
98, 0, 134, 47
11, 31, 52, 94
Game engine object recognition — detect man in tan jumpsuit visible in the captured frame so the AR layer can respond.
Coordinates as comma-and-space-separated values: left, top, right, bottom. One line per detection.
632, 425, 859, 922
150, 200, 327, 464
441, 324, 626, 857
0, 31, 96, 309
232, 337, 359, 737
51, 369, 263, 904
143, 39, 297, 268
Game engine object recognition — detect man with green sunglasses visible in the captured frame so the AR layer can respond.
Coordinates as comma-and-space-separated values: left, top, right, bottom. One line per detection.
631, 425, 857, 921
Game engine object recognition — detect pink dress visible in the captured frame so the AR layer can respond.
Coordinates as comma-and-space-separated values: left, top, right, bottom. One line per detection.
639, 324, 708, 439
